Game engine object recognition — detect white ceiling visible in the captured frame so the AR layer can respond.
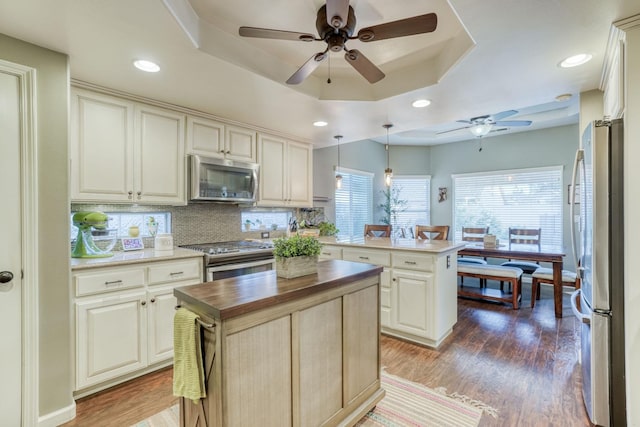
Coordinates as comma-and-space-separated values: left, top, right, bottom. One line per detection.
0, 0, 638, 147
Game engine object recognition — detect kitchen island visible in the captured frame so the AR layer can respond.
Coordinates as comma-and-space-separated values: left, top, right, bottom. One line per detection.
174, 259, 385, 427
318, 236, 465, 348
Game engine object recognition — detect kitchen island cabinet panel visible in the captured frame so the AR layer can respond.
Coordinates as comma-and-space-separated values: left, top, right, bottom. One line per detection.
391, 269, 434, 338
224, 316, 292, 426
297, 298, 343, 426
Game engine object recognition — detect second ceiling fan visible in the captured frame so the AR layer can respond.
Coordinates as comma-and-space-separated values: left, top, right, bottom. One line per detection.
238, 0, 438, 85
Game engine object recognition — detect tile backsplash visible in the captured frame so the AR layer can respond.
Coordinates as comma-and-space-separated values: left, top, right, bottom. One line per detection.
71, 203, 292, 248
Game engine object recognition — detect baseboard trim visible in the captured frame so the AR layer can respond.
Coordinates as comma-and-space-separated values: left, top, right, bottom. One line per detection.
38, 401, 76, 427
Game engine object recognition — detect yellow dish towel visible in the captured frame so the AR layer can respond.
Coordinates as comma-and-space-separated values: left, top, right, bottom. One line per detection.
173, 307, 206, 403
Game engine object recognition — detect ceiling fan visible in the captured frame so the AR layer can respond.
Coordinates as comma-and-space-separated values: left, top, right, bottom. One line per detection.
238, 0, 438, 85
437, 110, 533, 137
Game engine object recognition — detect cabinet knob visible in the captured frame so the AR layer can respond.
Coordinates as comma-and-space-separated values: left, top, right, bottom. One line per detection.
137, 191, 142, 200
226, 150, 231, 154
128, 191, 133, 199
141, 301, 146, 306
392, 278, 396, 281
150, 298, 156, 303
0, 271, 14, 284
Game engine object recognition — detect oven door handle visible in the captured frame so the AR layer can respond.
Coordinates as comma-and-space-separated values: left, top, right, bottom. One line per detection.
209, 258, 275, 272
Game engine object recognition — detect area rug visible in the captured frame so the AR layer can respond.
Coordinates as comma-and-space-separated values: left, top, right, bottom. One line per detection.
131, 370, 497, 427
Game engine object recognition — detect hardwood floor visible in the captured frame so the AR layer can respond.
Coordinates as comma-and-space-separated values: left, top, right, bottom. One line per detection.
63, 281, 590, 427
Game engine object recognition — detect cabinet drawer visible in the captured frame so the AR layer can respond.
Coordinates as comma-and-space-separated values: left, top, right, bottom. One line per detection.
74, 267, 145, 297
319, 245, 342, 260
392, 252, 434, 272
148, 259, 202, 285
342, 248, 391, 267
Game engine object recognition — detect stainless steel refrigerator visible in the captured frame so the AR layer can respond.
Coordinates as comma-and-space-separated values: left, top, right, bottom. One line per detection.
570, 118, 626, 426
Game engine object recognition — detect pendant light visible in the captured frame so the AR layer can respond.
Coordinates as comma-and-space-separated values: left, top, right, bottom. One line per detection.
383, 124, 393, 187
334, 135, 343, 189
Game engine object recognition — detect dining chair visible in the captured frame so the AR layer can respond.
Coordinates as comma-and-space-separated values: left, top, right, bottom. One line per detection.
530, 267, 580, 308
364, 224, 391, 237
458, 226, 489, 287
415, 225, 449, 240
500, 227, 542, 291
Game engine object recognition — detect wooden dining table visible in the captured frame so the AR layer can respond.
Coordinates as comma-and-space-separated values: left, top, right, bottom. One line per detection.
458, 243, 566, 318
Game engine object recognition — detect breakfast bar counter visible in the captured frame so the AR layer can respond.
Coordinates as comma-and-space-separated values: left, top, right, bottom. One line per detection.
317, 237, 465, 348
174, 260, 385, 427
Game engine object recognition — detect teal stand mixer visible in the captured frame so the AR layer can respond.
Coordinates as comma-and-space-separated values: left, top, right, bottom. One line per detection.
71, 211, 115, 258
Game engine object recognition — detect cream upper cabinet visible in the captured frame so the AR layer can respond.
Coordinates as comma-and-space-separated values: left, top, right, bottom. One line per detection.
257, 133, 312, 207
70, 87, 186, 205
602, 27, 625, 120
186, 117, 257, 163
225, 125, 257, 162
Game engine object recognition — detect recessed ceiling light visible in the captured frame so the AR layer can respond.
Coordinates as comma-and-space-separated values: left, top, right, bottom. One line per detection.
133, 59, 160, 73
555, 93, 573, 102
313, 121, 328, 127
559, 54, 592, 68
412, 99, 431, 108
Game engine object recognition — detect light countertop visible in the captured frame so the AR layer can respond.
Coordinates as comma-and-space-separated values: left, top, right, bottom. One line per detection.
317, 236, 466, 254
70, 247, 204, 270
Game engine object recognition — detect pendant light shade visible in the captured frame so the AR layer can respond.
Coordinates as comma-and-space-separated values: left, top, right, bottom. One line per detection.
383, 124, 393, 187
334, 135, 343, 189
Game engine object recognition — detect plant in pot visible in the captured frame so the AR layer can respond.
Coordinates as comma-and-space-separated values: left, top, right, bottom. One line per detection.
317, 221, 339, 236
244, 219, 253, 231
273, 235, 322, 279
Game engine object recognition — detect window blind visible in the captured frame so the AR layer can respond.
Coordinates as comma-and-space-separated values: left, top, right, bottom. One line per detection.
452, 167, 563, 246
391, 176, 431, 230
335, 167, 373, 239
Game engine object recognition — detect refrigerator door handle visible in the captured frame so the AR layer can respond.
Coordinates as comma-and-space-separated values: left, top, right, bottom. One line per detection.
570, 289, 590, 324
570, 149, 584, 279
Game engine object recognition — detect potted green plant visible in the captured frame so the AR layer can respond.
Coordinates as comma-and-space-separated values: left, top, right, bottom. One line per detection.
244, 219, 253, 231
273, 235, 322, 279
317, 221, 339, 236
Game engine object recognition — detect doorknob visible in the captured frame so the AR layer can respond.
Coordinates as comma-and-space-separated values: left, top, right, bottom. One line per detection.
0, 271, 14, 283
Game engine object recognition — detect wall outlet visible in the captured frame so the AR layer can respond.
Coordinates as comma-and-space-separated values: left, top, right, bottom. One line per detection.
261, 232, 270, 239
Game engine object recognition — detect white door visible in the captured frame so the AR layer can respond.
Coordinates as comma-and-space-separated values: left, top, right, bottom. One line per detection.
0, 69, 23, 425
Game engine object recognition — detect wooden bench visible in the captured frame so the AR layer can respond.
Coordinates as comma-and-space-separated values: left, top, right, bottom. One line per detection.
457, 264, 523, 309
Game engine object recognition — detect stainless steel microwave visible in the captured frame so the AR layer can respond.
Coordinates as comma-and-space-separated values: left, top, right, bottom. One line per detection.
189, 155, 259, 203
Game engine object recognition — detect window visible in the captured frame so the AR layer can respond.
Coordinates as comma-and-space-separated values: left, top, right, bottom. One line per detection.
389, 176, 431, 232
70, 211, 171, 240
241, 210, 292, 232
335, 167, 373, 239
452, 166, 563, 246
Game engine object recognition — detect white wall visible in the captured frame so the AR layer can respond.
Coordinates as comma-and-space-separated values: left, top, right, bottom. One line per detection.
0, 33, 73, 421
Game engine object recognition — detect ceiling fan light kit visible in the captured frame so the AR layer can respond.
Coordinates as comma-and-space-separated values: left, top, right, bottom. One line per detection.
239, 0, 438, 85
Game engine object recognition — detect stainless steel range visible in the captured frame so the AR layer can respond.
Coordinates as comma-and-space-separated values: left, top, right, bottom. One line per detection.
180, 240, 275, 281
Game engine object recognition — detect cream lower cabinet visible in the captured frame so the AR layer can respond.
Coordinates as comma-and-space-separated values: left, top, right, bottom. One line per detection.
73, 257, 203, 394
70, 87, 186, 205
338, 247, 456, 348
257, 133, 312, 207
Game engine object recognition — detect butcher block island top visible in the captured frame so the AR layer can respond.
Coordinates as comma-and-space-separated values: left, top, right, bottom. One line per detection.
173, 259, 385, 427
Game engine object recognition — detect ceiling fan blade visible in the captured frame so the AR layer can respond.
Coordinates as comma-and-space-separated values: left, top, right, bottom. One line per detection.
491, 110, 518, 121
356, 13, 437, 42
493, 120, 532, 127
456, 119, 472, 124
286, 52, 328, 85
239, 26, 316, 42
344, 49, 385, 83
326, 0, 350, 29
436, 125, 471, 135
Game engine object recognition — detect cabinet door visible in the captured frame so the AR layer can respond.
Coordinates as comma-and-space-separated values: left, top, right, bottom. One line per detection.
76, 291, 147, 389
147, 286, 178, 364
135, 104, 186, 205
186, 115, 225, 158
257, 134, 287, 206
226, 125, 257, 162
287, 140, 313, 207
70, 88, 135, 202
391, 269, 434, 338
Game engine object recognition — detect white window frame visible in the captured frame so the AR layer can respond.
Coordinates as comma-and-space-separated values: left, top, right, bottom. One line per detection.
389, 175, 431, 236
